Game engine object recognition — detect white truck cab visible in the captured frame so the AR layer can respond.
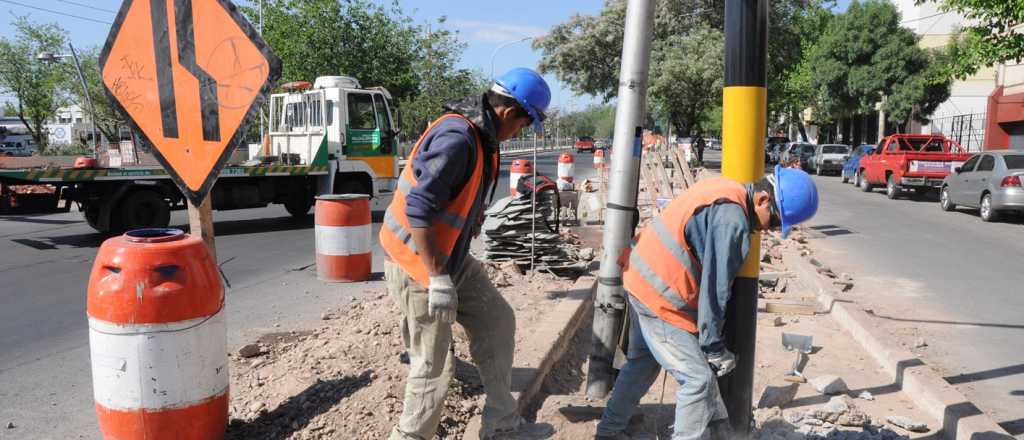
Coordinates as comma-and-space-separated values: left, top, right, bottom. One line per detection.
268, 75, 400, 202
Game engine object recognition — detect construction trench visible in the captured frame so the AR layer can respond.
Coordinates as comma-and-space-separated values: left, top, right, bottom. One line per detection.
221, 145, 967, 439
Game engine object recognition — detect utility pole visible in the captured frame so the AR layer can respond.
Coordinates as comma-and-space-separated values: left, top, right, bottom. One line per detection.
586, 0, 654, 399
719, 0, 768, 434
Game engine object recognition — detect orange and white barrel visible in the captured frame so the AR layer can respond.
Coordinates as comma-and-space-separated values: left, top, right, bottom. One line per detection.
557, 153, 575, 191
594, 149, 606, 169
315, 194, 372, 282
87, 228, 227, 440
509, 159, 534, 196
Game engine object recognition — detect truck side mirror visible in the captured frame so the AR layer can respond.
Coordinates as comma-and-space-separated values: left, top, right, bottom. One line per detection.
954, 166, 962, 174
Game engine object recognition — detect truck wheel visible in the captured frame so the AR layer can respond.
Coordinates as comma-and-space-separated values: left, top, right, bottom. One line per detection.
940, 187, 956, 211
83, 203, 108, 233
858, 171, 872, 192
980, 193, 998, 222
284, 194, 313, 217
886, 175, 900, 199
118, 190, 170, 231
335, 179, 371, 196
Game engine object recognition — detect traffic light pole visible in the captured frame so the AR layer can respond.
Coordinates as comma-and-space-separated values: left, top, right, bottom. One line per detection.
586, 0, 654, 399
719, 0, 768, 434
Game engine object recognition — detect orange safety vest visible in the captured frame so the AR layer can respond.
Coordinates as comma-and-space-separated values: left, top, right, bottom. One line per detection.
379, 114, 497, 288
622, 177, 750, 333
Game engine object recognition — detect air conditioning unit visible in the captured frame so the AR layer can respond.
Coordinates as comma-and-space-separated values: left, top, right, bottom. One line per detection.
314, 75, 361, 89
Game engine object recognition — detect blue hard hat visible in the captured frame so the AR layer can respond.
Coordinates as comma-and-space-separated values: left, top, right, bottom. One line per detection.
493, 68, 551, 132
773, 165, 819, 238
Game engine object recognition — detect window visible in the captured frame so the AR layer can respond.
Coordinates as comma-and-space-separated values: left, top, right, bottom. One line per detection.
372, 94, 391, 132
977, 155, 995, 172
1002, 155, 1024, 170
822, 145, 849, 154
347, 93, 377, 130
960, 155, 981, 172
308, 94, 322, 127
270, 95, 284, 132
325, 100, 334, 126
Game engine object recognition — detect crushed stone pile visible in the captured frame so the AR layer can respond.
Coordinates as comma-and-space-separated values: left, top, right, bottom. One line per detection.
755, 396, 924, 440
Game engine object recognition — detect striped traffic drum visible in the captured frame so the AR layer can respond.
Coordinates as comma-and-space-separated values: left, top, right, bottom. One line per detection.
509, 159, 534, 196
315, 194, 372, 282
557, 153, 575, 191
87, 228, 227, 440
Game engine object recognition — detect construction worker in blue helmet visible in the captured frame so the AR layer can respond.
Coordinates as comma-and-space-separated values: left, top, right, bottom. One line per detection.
595, 165, 818, 440
380, 67, 553, 440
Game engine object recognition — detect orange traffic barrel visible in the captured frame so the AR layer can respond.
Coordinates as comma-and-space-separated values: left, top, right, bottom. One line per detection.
509, 159, 534, 196
74, 156, 98, 169
594, 149, 606, 169
557, 153, 575, 190
315, 194, 372, 282
87, 228, 227, 440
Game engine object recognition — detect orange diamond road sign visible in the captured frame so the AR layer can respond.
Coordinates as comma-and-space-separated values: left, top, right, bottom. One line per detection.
100, 0, 281, 205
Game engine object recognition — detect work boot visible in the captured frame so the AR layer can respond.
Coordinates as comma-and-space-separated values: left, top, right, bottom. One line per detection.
483, 416, 555, 439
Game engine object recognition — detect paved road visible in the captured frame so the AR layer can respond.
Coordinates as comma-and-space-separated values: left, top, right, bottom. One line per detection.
805, 173, 1024, 436
0, 148, 588, 438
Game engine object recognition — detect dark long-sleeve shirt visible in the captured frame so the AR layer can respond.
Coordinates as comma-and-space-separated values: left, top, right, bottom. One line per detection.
403, 95, 498, 275
684, 198, 753, 355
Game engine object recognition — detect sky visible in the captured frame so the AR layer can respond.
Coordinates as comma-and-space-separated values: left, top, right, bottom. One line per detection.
0, 0, 605, 112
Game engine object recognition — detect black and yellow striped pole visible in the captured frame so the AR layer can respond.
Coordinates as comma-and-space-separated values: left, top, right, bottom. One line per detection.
719, 0, 767, 434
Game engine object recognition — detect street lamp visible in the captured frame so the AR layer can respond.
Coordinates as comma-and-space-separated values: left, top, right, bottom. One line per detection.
38, 43, 99, 158
489, 36, 533, 80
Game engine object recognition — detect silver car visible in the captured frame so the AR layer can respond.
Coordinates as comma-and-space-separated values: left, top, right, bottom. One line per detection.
940, 151, 1024, 222
811, 144, 851, 175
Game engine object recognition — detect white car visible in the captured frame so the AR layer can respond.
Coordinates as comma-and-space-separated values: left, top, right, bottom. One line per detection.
0, 141, 35, 156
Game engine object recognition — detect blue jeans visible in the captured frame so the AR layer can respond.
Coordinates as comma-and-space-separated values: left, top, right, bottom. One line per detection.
596, 296, 728, 440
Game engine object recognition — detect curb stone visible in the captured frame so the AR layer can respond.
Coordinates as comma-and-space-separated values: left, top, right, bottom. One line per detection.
462, 275, 596, 438
783, 250, 1013, 440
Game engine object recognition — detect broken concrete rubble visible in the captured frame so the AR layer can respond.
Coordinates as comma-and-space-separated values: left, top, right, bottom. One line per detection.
886, 416, 928, 433
810, 375, 849, 395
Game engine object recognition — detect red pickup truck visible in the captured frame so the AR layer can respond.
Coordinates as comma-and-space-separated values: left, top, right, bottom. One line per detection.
575, 136, 595, 153
856, 134, 971, 199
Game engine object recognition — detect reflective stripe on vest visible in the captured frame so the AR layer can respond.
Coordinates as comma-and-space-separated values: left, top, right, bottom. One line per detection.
623, 177, 750, 333
378, 113, 496, 288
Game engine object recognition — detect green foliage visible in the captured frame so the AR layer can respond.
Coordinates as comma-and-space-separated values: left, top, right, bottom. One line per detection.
649, 26, 724, 137
535, 0, 828, 137
0, 17, 69, 148
239, 1, 483, 139
921, 0, 1024, 79
808, 0, 951, 126
70, 47, 128, 144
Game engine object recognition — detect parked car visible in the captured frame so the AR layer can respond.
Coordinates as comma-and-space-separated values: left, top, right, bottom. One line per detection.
0, 141, 34, 157
857, 134, 971, 199
841, 144, 875, 184
811, 144, 851, 175
782, 143, 817, 171
594, 139, 610, 151
940, 151, 1024, 222
575, 136, 595, 153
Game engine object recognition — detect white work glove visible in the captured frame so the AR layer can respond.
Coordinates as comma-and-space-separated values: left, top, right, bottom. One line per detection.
707, 349, 737, 377
428, 275, 458, 324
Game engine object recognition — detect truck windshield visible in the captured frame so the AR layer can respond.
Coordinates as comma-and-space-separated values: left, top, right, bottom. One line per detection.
822, 145, 849, 154
1004, 155, 1024, 170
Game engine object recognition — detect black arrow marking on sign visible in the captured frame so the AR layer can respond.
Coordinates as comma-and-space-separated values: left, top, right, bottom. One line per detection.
174, 0, 220, 142
150, 0, 178, 138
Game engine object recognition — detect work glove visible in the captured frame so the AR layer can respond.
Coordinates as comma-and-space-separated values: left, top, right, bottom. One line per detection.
707, 349, 737, 377
428, 274, 458, 324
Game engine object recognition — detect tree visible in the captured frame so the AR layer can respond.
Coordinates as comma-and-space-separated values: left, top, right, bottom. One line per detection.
808, 0, 951, 128
69, 47, 129, 145
0, 17, 69, 149
534, 0, 829, 136
648, 26, 724, 138
240, 1, 482, 139
921, 0, 1024, 79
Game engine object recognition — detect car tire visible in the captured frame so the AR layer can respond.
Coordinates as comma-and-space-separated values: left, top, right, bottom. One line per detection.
841, 172, 849, 184
980, 193, 998, 222
940, 186, 956, 211
886, 175, 900, 199
815, 164, 821, 175
858, 171, 872, 192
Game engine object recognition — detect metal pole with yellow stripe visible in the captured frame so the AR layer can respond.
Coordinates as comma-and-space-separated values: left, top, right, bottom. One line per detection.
719, 0, 767, 434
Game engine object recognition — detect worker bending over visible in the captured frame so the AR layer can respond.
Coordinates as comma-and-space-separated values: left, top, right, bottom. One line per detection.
380, 68, 555, 440
595, 166, 819, 440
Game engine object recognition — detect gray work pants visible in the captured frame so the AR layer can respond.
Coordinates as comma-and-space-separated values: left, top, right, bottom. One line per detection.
385, 256, 519, 440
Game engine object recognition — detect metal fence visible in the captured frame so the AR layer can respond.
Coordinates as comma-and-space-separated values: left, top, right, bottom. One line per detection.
929, 113, 986, 152
399, 137, 574, 159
